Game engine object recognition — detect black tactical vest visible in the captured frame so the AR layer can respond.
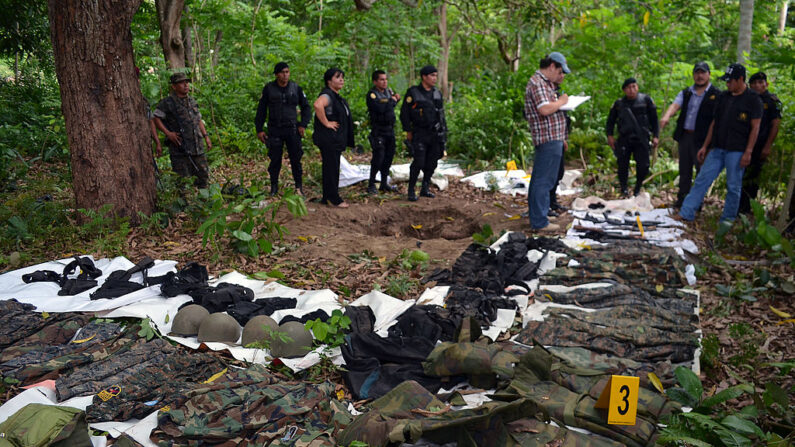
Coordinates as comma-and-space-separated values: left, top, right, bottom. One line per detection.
266, 81, 300, 127
673, 85, 720, 147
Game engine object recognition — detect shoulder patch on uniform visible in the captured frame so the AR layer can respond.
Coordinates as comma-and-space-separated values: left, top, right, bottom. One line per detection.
709, 95, 716, 100
370, 92, 376, 99
406, 96, 412, 103
763, 103, 768, 109
98, 385, 121, 401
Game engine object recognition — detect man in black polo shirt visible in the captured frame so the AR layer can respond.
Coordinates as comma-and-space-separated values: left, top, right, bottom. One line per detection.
678, 63, 763, 224
739, 72, 782, 214
659, 62, 721, 208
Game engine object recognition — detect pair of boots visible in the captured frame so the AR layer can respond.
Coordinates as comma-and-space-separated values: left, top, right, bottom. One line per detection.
367, 178, 398, 195
407, 178, 434, 202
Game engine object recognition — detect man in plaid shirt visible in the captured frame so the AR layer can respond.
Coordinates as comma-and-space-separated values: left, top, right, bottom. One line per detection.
525, 52, 571, 231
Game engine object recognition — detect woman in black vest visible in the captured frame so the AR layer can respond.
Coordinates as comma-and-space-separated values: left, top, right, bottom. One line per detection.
313, 68, 355, 207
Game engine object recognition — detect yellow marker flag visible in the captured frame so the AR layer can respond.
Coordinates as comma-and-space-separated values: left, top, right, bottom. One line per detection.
505, 160, 517, 176
636, 216, 645, 238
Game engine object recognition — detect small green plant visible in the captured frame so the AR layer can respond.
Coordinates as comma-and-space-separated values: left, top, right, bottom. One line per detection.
244, 325, 292, 350
385, 273, 416, 298
727, 323, 764, 369
737, 200, 795, 265
660, 366, 763, 446
700, 333, 721, 373
197, 183, 308, 258
472, 223, 498, 246
393, 249, 430, 271
305, 309, 351, 349
137, 318, 163, 341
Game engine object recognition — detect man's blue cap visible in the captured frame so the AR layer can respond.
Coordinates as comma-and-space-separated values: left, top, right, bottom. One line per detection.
549, 52, 571, 74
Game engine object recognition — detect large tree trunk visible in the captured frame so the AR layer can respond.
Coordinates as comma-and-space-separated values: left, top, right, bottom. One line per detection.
48, 0, 156, 224
737, 0, 754, 63
155, 0, 186, 69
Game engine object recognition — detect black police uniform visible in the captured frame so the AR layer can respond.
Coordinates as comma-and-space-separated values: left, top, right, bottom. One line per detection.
312, 87, 354, 206
366, 87, 398, 192
254, 80, 311, 194
400, 84, 447, 200
605, 93, 659, 196
740, 89, 782, 214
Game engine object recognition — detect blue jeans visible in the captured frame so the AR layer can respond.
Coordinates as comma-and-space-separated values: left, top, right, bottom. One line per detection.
528, 140, 563, 229
680, 148, 745, 222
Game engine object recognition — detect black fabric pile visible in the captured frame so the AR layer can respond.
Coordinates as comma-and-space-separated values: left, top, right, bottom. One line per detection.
227, 297, 298, 325
89, 257, 156, 300
22, 256, 103, 296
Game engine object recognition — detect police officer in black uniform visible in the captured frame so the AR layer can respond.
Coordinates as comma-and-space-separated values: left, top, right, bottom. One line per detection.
255, 62, 312, 196
400, 65, 447, 202
739, 72, 782, 214
605, 77, 659, 197
366, 70, 400, 194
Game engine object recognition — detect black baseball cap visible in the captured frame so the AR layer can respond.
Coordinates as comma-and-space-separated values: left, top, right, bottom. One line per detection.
622, 77, 637, 89
749, 72, 767, 83
693, 62, 710, 73
420, 65, 438, 76
719, 63, 746, 81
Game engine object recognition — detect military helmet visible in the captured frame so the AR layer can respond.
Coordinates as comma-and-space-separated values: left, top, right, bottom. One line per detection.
171, 304, 210, 336
197, 312, 241, 344
241, 315, 279, 347
269, 321, 314, 358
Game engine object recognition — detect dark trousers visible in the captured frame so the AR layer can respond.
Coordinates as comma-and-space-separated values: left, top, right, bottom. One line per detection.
677, 132, 701, 204
170, 152, 209, 188
319, 144, 344, 205
549, 152, 565, 204
615, 138, 650, 195
408, 131, 442, 188
369, 128, 396, 185
739, 150, 765, 214
267, 126, 303, 190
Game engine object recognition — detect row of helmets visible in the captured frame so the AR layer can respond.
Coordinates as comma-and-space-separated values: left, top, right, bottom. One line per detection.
170, 304, 314, 358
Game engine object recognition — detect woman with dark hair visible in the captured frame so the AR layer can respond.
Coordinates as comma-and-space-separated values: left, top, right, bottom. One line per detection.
313, 67, 354, 208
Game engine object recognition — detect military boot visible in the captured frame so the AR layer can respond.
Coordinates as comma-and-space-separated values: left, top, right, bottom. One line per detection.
407, 184, 418, 201
408, 168, 420, 201
270, 183, 278, 197
420, 179, 435, 198
367, 181, 378, 195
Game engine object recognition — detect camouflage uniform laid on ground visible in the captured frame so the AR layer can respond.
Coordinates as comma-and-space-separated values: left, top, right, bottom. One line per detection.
86, 350, 226, 422
0, 299, 91, 360
150, 364, 352, 446
515, 305, 698, 363
536, 281, 695, 315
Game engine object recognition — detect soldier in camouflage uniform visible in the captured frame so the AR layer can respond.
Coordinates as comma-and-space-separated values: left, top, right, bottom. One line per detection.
153, 72, 212, 188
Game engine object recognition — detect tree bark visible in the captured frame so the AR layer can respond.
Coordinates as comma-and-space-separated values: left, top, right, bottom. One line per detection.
437, 1, 456, 101
155, 0, 186, 69
182, 4, 194, 67
48, 0, 156, 224
780, 0, 790, 35
737, 0, 754, 63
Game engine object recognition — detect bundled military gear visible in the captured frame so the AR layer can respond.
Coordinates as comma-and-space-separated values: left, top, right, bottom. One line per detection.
0, 403, 93, 447
269, 321, 313, 358
227, 297, 297, 326
22, 255, 102, 296
170, 304, 210, 336
89, 257, 155, 300
241, 314, 279, 347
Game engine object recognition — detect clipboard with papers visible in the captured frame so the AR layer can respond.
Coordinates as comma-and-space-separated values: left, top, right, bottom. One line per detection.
559, 95, 591, 111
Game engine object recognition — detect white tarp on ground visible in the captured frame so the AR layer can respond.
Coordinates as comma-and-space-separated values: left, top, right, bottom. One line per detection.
461, 169, 582, 197
571, 192, 654, 213
339, 155, 464, 190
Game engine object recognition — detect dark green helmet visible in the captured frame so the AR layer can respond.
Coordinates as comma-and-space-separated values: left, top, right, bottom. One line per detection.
171, 304, 210, 336
241, 315, 279, 347
269, 321, 314, 358
197, 312, 241, 344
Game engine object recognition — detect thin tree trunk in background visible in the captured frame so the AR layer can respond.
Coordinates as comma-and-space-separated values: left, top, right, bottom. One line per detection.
779, 0, 790, 35
737, 0, 754, 63
211, 30, 223, 69
155, 0, 186, 69
778, 157, 795, 230
13, 22, 20, 81
48, 0, 156, 224
183, 4, 194, 67
249, 0, 263, 66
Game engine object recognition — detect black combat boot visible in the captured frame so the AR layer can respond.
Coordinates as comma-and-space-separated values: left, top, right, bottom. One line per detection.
420, 179, 435, 198
408, 168, 419, 201
367, 181, 378, 195
270, 183, 278, 197
407, 184, 418, 201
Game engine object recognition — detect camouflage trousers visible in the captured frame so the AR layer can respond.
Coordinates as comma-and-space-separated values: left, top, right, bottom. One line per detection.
0, 299, 91, 352
170, 152, 209, 188
538, 282, 696, 315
